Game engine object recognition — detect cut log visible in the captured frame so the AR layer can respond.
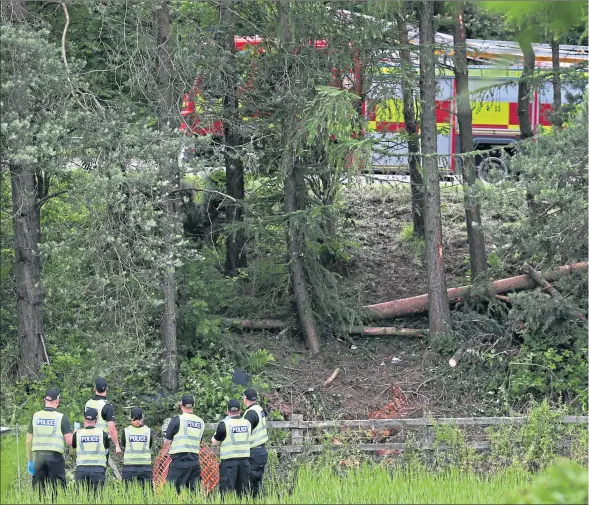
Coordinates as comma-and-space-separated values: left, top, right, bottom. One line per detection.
222, 318, 288, 330
364, 262, 588, 320
522, 262, 588, 323
495, 295, 511, 303
348, 327, 425, 337
449, 343, 468, 367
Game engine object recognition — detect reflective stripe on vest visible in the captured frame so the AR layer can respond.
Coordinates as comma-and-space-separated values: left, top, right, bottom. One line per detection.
220, 417, 251, 460
31, 410, 65, 454
244, 404, 268, 448
169, 414, 204, 455
85, 398, 108, 431
123, 426, 151, 466
76, 428, 107, 467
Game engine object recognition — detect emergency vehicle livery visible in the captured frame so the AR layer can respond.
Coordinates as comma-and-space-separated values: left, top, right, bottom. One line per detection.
179, 33, 588, 176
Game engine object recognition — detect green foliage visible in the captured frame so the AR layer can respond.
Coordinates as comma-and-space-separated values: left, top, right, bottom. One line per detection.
247, 349, 276, 374
506, 459, 588, 504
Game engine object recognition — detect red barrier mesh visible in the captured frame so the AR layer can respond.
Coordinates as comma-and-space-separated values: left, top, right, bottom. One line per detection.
152, 443, 219, 495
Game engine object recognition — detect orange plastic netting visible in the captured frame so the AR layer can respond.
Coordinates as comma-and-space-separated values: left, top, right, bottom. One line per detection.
153, 443, 220, 494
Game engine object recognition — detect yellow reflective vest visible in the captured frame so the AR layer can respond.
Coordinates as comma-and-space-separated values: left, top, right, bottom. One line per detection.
76, 428, 107, 467
85, 398, 109, 431
169, 414, 204, 455
123, 425, 151, 466
220, 417, 251, 460
243, 404, 268, 448
31, 410, 65, 454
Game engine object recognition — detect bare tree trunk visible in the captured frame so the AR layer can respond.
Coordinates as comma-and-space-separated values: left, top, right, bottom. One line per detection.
155, 0, 178, 392
550, 37, 563, 129
279, 1, 320, 355
220, 1, 247, 276
517, 36, 535, 140
453, 2, 487, 280
419, 1, 451, 338
11, 163, 46, 377
397, 9, 425, 239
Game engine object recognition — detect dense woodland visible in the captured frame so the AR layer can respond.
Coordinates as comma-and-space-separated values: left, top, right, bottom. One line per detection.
0, 0, 587, 428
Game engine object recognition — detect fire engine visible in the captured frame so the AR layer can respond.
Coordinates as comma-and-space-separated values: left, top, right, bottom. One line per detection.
179, 32, 588, 183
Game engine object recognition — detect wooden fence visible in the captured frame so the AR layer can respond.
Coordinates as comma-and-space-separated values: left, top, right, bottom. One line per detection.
196, 414, 588, 454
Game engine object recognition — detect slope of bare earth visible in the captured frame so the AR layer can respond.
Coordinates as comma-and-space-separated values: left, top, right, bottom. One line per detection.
235, 180, 501, 421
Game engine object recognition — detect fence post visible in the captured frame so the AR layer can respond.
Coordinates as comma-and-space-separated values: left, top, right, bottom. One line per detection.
291, 414, 304, 447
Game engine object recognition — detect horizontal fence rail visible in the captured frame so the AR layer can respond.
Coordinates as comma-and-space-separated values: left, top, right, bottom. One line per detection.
6, 416, 587, 455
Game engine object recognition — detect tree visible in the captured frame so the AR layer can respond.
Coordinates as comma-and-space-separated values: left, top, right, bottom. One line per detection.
155, 0, 179, 391
452, 1, 487, 280
396, 5, 425, 239
1, 2, 77, 377
419, 0, 451, 338
218, 0, 248, 276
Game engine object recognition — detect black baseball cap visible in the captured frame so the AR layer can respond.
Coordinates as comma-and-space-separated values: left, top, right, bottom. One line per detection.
130, 407, 143, 420
84, 407, 98, 421
181, 395, 194, 407
44, 389, 60, 401
243, 388, 258, 401
95, 378, 108, 392
227, 399, 241, 413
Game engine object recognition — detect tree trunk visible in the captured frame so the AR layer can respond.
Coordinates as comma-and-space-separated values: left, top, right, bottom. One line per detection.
11, 163, 46, 377
283, 123, 321, 356
397, 9, 425, 239
517, 36, 535, 140
453, 2, 487, 280
279, 1, 320, 355
419, 1, 451, 338
220, 1, 247, 276
7, 0, 45, 378
155, 0, 178, 392
550, 37, 563, 129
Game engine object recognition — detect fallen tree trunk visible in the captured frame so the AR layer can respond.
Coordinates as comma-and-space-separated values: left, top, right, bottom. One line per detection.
348, 327, 425, 337
364, 262, 588, 320
222, 318, 288, 330
522, 262, 588, 323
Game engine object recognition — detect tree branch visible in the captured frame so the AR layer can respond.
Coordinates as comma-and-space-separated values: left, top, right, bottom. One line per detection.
166, 187, 238, 203
37, 189, 68, 209
59, 2, 70, 71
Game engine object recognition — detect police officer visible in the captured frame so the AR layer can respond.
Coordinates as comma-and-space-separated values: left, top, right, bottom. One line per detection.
85, 377, 121, 455
72, 407, 110, 492
162, 395, 204, 493
211, 400, 251, 498
120, 407, 153, 488
25, 389, 73, 495
242, 388, 268, 498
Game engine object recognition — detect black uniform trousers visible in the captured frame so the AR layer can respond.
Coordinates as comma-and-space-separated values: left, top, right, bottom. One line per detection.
248, 446, 268, 498
75, 466, 106, 493
32, 451, 66, 495
219, 457, 250, 498
166, 455, 201, 493
122, 465, 153, 489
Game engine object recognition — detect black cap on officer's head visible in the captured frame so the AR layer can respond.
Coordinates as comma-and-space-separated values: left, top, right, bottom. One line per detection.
243, 388, 258, 401
227, 399, 241, 413
44, 389, 60, 401
181, 395, 194, 408
130, 407, 143, 420
95, 377, 108, 393
84, 407, 99, 421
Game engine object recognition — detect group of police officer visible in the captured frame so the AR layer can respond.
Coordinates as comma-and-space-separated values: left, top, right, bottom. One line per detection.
26, 378, 268, 499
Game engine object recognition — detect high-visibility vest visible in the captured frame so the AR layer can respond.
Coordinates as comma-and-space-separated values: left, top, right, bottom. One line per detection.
76, 428, 107, 467
31, 410, 65, 454
220, 417, 251, 460
169, 414, 204, 455
85, 398, 109, 431
243, 404, 268, 448
123, 425, 151, 466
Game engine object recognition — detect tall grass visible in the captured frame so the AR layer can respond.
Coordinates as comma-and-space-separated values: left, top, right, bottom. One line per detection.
0, 463, 533, 505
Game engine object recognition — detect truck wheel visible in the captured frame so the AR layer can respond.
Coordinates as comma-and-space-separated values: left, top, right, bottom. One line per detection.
477, 157, 508, 185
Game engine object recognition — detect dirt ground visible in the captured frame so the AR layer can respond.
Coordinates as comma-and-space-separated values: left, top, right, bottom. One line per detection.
235, 181, 482, 421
